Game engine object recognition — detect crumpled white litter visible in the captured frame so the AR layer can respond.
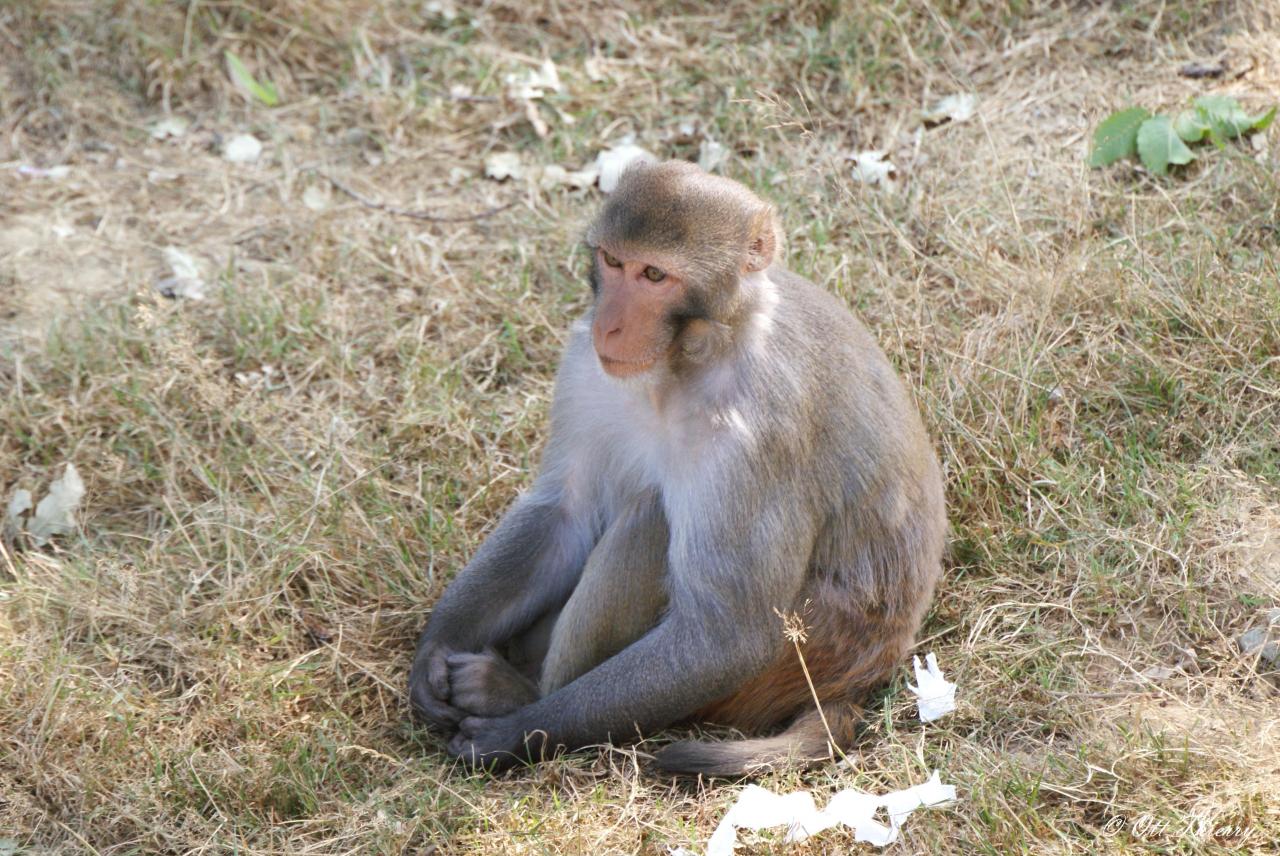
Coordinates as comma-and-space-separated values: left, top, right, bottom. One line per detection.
503, 59, 562, 137
537, 164, 600, 191
706, 771, 956, 855
595, 141, 653, 193
907, 653, 957, 722
223, 133, 262, 163
159, 247, 208, 300
26, 463, 86, 546
17, 165, 71, 180
150, 116, 190, 140
697, 138, 729, 173
503, 58, 560, 101
484, 151, 524, 182
921, 93, 977, 125
847, 150, 898, 190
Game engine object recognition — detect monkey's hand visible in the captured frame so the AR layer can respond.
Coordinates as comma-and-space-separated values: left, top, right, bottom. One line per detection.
446, 714, 547, 772
408, 638, 466, 733
445, 650, 539, 718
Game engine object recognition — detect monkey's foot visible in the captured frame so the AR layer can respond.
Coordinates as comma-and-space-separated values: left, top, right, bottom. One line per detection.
408, 640, 465, 731
446, 714, 544, 772
445, 649, 539, 717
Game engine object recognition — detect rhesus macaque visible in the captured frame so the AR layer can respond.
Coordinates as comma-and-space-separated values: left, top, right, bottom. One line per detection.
409, 160, 946, 776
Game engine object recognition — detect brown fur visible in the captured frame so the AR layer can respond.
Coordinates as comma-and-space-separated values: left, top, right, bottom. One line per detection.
660, 587, 925, 774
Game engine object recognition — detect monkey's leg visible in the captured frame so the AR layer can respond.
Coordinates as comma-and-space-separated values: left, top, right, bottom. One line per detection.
409, 493, 595, 730
441, 603, 560, 720
445, 649, 541, 717
539, 492, 669, 695
443, 493, 668, 717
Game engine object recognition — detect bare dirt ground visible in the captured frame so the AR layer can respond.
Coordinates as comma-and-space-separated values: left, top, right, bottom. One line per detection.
1, 1, 1278, 853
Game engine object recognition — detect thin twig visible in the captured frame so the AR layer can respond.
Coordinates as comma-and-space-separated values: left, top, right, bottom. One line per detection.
792, 637, 839, 758
320, 172, 515, 222
775, 607, 843, 762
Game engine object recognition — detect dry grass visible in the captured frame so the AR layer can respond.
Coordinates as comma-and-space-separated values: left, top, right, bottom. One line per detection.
2, 0, 1279, 852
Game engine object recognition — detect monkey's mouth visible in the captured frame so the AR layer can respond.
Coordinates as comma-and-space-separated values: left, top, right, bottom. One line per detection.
597, 354, 656, 377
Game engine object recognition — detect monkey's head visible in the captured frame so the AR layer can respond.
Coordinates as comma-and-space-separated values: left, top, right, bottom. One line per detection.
584, 160, 781, 379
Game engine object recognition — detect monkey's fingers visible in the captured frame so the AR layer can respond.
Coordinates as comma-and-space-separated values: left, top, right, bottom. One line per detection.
444, 650, 495, 669
455, 714, 486, 739
444, 649, 540, 717
426, 643, 453, 698
408, 677, 466, 731
447, 724, 522, 773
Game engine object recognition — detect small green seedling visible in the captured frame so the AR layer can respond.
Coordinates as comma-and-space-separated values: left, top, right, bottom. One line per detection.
1089, 95, 1274, 175
226, 51, 280, 107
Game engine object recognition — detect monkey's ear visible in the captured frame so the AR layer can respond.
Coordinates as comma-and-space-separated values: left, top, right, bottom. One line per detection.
744, 208, 780, 273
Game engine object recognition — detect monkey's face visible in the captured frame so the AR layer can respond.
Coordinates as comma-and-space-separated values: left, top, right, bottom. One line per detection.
589, 247, 689, 378
584, 160, 780, 381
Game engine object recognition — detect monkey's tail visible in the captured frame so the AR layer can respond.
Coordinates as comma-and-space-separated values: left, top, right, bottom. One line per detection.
652, 704, 859, 778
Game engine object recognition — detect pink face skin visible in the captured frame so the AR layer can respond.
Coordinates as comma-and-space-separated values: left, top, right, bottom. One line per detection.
591, 248, 687, 378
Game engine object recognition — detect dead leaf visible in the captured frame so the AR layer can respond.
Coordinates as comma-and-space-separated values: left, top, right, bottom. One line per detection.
583, 53, 610, 83
562, 167, 599, 191
302, 185, 330, 211
484, 152, 524, 182
503, 60, 561, 137
921, 93, 977, 126
16, 165, 70, 180
847, 150, 899, 191
524, 100, 549, 138
425, 0, 459, 21
28, 464, 85, 546
223, 133, 263, 163
698, 139, 729, 172
504, 59, 561, 101
595, 142, 653, 193
4, 489, 32, 546
159, 247, 207, 300
538, 165, 569, 189
6, 489, 32, 522
150, 116, 190, 140
538, 164, 601, 191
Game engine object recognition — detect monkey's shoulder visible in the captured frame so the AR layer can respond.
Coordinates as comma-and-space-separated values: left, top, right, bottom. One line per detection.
767, 267, 878, 345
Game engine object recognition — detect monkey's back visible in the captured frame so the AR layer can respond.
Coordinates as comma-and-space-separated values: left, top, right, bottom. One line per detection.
695, 267, 947, 732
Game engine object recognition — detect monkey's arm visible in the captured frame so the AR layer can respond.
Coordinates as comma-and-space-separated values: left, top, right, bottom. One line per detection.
409, 488, 596, 730
448, 488, 815, 765
441, 489, 668, 723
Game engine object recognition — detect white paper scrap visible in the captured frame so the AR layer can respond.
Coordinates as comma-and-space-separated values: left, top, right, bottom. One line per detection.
503, 58, 561, 101
223, 133, 262, 163
706, 772, 956, 855
28, 463, 86, 546
483, 151, 524, 182
907, 653, 957, 722
595, 142, 653, 193
847, 150, 898, 190
6, 489, 33, 524
17, 165, 71, 180
921, 93, 977, 125
159, 247, 208, 300
150, 116, 190, 139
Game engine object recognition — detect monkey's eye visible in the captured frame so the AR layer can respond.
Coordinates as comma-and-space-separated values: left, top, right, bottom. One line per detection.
601, 250, 623, 268
642, 266, 667, 283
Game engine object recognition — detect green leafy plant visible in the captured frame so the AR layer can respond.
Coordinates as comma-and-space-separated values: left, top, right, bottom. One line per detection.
1089, 95, 1274, 175
225, 51, 280, 107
